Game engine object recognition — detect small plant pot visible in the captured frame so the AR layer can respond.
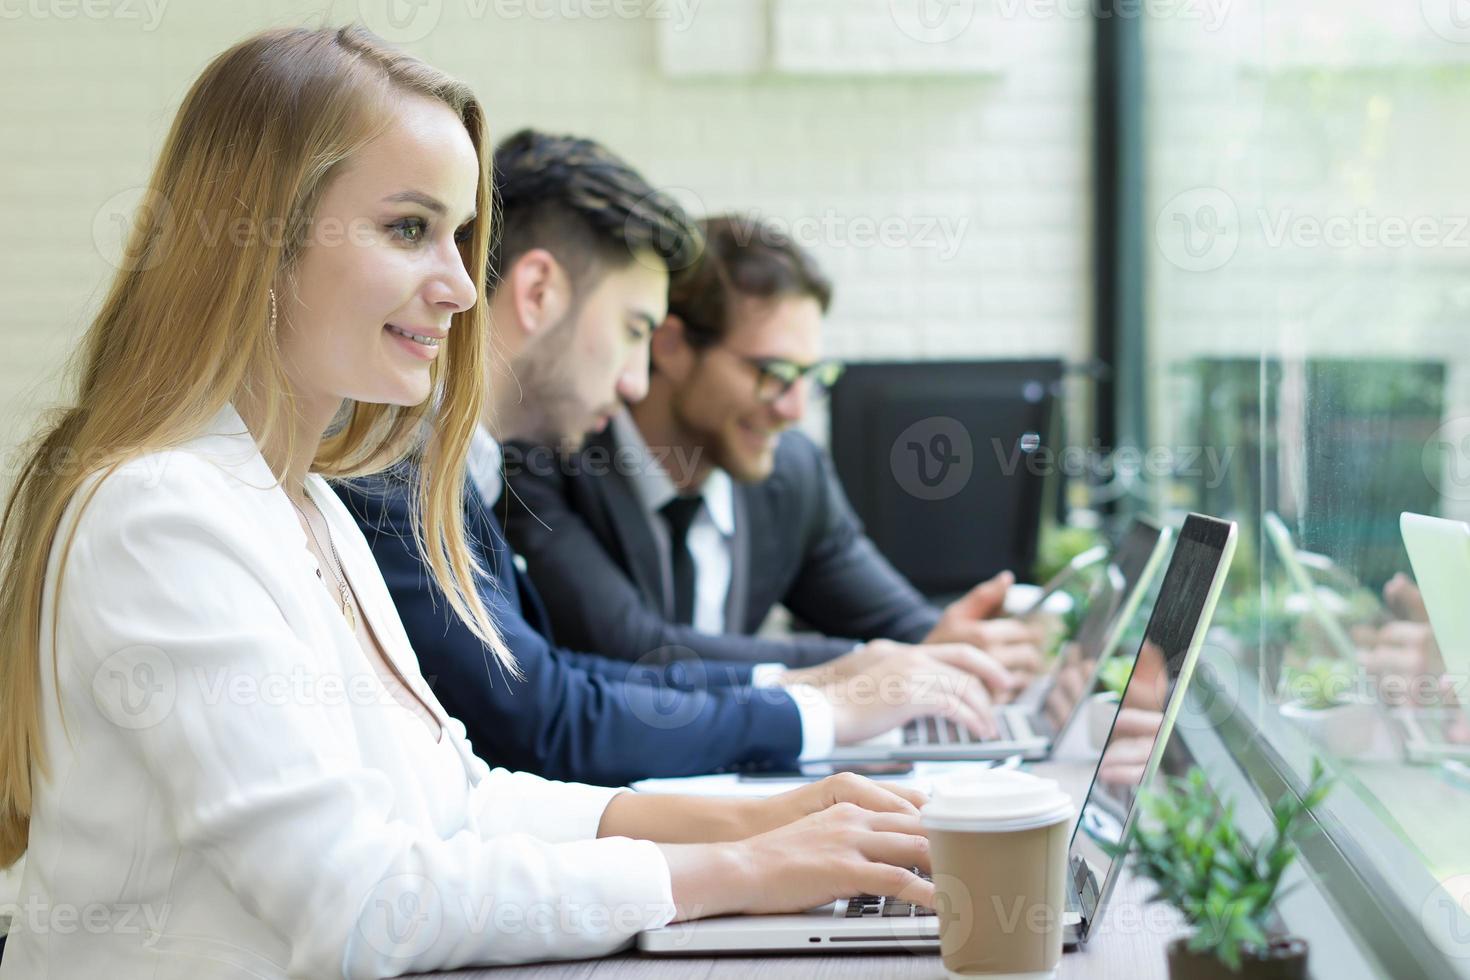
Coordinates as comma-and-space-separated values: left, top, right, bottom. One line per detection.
1167, 936, 1308, 980
1280, 697, 1377, 757
1085, 691, 1120, 751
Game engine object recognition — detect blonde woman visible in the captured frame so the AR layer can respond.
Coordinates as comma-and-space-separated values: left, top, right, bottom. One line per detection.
0, 25, 934, 979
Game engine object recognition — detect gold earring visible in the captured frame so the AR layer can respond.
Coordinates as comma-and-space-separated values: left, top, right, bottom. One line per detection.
269, 288, 277, 332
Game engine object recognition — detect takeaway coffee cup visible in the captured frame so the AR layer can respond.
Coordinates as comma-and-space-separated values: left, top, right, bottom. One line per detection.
921, 769, 1074, 979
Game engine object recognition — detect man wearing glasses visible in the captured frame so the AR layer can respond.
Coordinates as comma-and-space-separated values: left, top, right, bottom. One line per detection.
503, 213, 1045, 683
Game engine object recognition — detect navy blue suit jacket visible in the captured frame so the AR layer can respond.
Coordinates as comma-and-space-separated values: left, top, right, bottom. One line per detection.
335, 469, 803, 786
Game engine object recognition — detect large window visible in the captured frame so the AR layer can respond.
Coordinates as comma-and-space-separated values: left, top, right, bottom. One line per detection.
1138, 2, 1470, 975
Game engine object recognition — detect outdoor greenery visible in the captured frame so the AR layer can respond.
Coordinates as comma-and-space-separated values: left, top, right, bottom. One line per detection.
1282, 658, 1356, 712
1033, 522, 1104, 585
1097, 655, 1134, 698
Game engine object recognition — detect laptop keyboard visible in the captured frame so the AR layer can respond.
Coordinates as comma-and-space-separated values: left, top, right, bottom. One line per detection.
842, 873, 936, 919
902, 713, 1012, 746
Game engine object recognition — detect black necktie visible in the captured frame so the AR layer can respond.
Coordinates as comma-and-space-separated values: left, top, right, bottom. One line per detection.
661, 495, 704, 626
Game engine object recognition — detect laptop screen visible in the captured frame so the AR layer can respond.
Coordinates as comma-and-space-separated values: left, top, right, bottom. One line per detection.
1036, 519, 1165, 735
1064, 514, 1237, 939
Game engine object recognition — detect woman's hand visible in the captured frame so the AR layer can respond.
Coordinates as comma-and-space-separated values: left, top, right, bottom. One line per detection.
740, 771, 927, 838
732, 802, 934, 915
660, 801, 935, 921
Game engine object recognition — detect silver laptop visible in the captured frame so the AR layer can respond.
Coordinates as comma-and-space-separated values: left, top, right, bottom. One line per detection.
1394, 513, 1470, 763
820, 518, 1173, 763
638, 514, 1238, 956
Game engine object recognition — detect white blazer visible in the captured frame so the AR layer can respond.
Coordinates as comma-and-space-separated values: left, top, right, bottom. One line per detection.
2, 404, 675, 979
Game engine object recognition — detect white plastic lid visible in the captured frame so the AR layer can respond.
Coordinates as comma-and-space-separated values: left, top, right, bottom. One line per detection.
921, 769, 1074, 833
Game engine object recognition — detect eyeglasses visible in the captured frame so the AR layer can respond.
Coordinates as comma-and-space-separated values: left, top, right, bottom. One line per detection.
722, 351, 847, 404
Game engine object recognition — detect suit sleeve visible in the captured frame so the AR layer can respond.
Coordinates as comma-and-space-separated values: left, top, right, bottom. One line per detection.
336, 479, 803, 786
559, 647, 758, 690
778, 434, 943, 645
53, 458, 674, 976
503, 455, 854, 668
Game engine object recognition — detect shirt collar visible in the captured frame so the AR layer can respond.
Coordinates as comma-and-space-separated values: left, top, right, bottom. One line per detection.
610, 408, 734, 538
466, 424, 504, 505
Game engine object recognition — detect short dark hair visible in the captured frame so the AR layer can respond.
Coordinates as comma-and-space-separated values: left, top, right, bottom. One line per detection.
668, 213, 833, 349
488, 129, 702, 292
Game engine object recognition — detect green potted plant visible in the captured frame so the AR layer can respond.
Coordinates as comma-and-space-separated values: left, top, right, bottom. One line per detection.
1103, 761, 1334, 979
1280, 658, 1376, 757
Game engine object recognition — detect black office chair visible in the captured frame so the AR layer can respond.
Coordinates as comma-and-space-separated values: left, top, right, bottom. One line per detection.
829, 359, 1064, 599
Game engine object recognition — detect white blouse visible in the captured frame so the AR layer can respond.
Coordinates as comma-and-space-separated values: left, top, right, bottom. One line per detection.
1, 404, 675, 979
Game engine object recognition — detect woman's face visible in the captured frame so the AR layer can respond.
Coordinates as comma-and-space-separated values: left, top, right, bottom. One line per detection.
277, 94, 480, 416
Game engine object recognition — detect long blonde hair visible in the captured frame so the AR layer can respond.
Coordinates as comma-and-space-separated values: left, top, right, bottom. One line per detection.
0, 24, 515, 868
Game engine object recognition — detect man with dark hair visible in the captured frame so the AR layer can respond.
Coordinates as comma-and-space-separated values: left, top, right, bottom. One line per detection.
502, 212, 1046, 681
338, 134, 1014, 786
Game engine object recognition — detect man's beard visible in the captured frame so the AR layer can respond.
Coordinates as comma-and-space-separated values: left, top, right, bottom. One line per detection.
500, 312, 596, 450
669, 387, 748, 482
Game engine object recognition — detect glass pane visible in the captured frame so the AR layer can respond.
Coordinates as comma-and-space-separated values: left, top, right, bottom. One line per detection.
1142, 0, 1470, 970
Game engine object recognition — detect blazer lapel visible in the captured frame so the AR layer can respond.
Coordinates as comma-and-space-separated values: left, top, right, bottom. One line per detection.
725, 482, 751, 633
587, 430, 671, 615
307, 476, 454, 734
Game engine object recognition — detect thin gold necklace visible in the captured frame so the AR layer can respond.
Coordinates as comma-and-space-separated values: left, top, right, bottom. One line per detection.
288, 489, 357, 631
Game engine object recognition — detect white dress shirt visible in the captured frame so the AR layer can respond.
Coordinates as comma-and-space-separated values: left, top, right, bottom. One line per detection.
466, 423, 504, 508
3, 404, 675, 980
607, 411, 836, 760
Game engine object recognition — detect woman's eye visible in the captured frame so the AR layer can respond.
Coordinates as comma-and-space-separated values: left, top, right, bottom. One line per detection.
454, 223, 473, 245
391, 217, 427, 243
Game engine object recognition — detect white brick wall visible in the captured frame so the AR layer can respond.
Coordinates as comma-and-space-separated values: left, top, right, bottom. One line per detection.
0, 0, 1093, 487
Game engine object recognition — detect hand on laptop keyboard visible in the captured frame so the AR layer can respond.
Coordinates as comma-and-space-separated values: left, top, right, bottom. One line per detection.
796, 641, 1009, 744
720, 795, 935, 918
844, 872, 936, 918
903, 713, 1012, 746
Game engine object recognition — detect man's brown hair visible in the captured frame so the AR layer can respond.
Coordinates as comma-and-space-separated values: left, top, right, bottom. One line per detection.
669, 213, 833, 349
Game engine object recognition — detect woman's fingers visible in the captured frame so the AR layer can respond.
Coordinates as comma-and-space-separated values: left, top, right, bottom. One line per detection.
856, 830, 932, 877
821, 772, 922, 816
847, 863, 934, 908
873, 781, 928, 811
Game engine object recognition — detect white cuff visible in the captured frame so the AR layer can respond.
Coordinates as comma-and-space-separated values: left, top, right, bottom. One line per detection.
748, 665, 836, 760
750, 662, 784, 688
786, 684, 837, 761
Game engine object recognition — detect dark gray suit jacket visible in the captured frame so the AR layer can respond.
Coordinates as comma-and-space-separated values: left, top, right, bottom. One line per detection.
502, 427, 942, 668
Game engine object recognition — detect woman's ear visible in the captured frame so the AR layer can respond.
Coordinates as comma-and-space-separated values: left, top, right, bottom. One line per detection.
651, 313, 695, 381
508, 248, 572, 340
